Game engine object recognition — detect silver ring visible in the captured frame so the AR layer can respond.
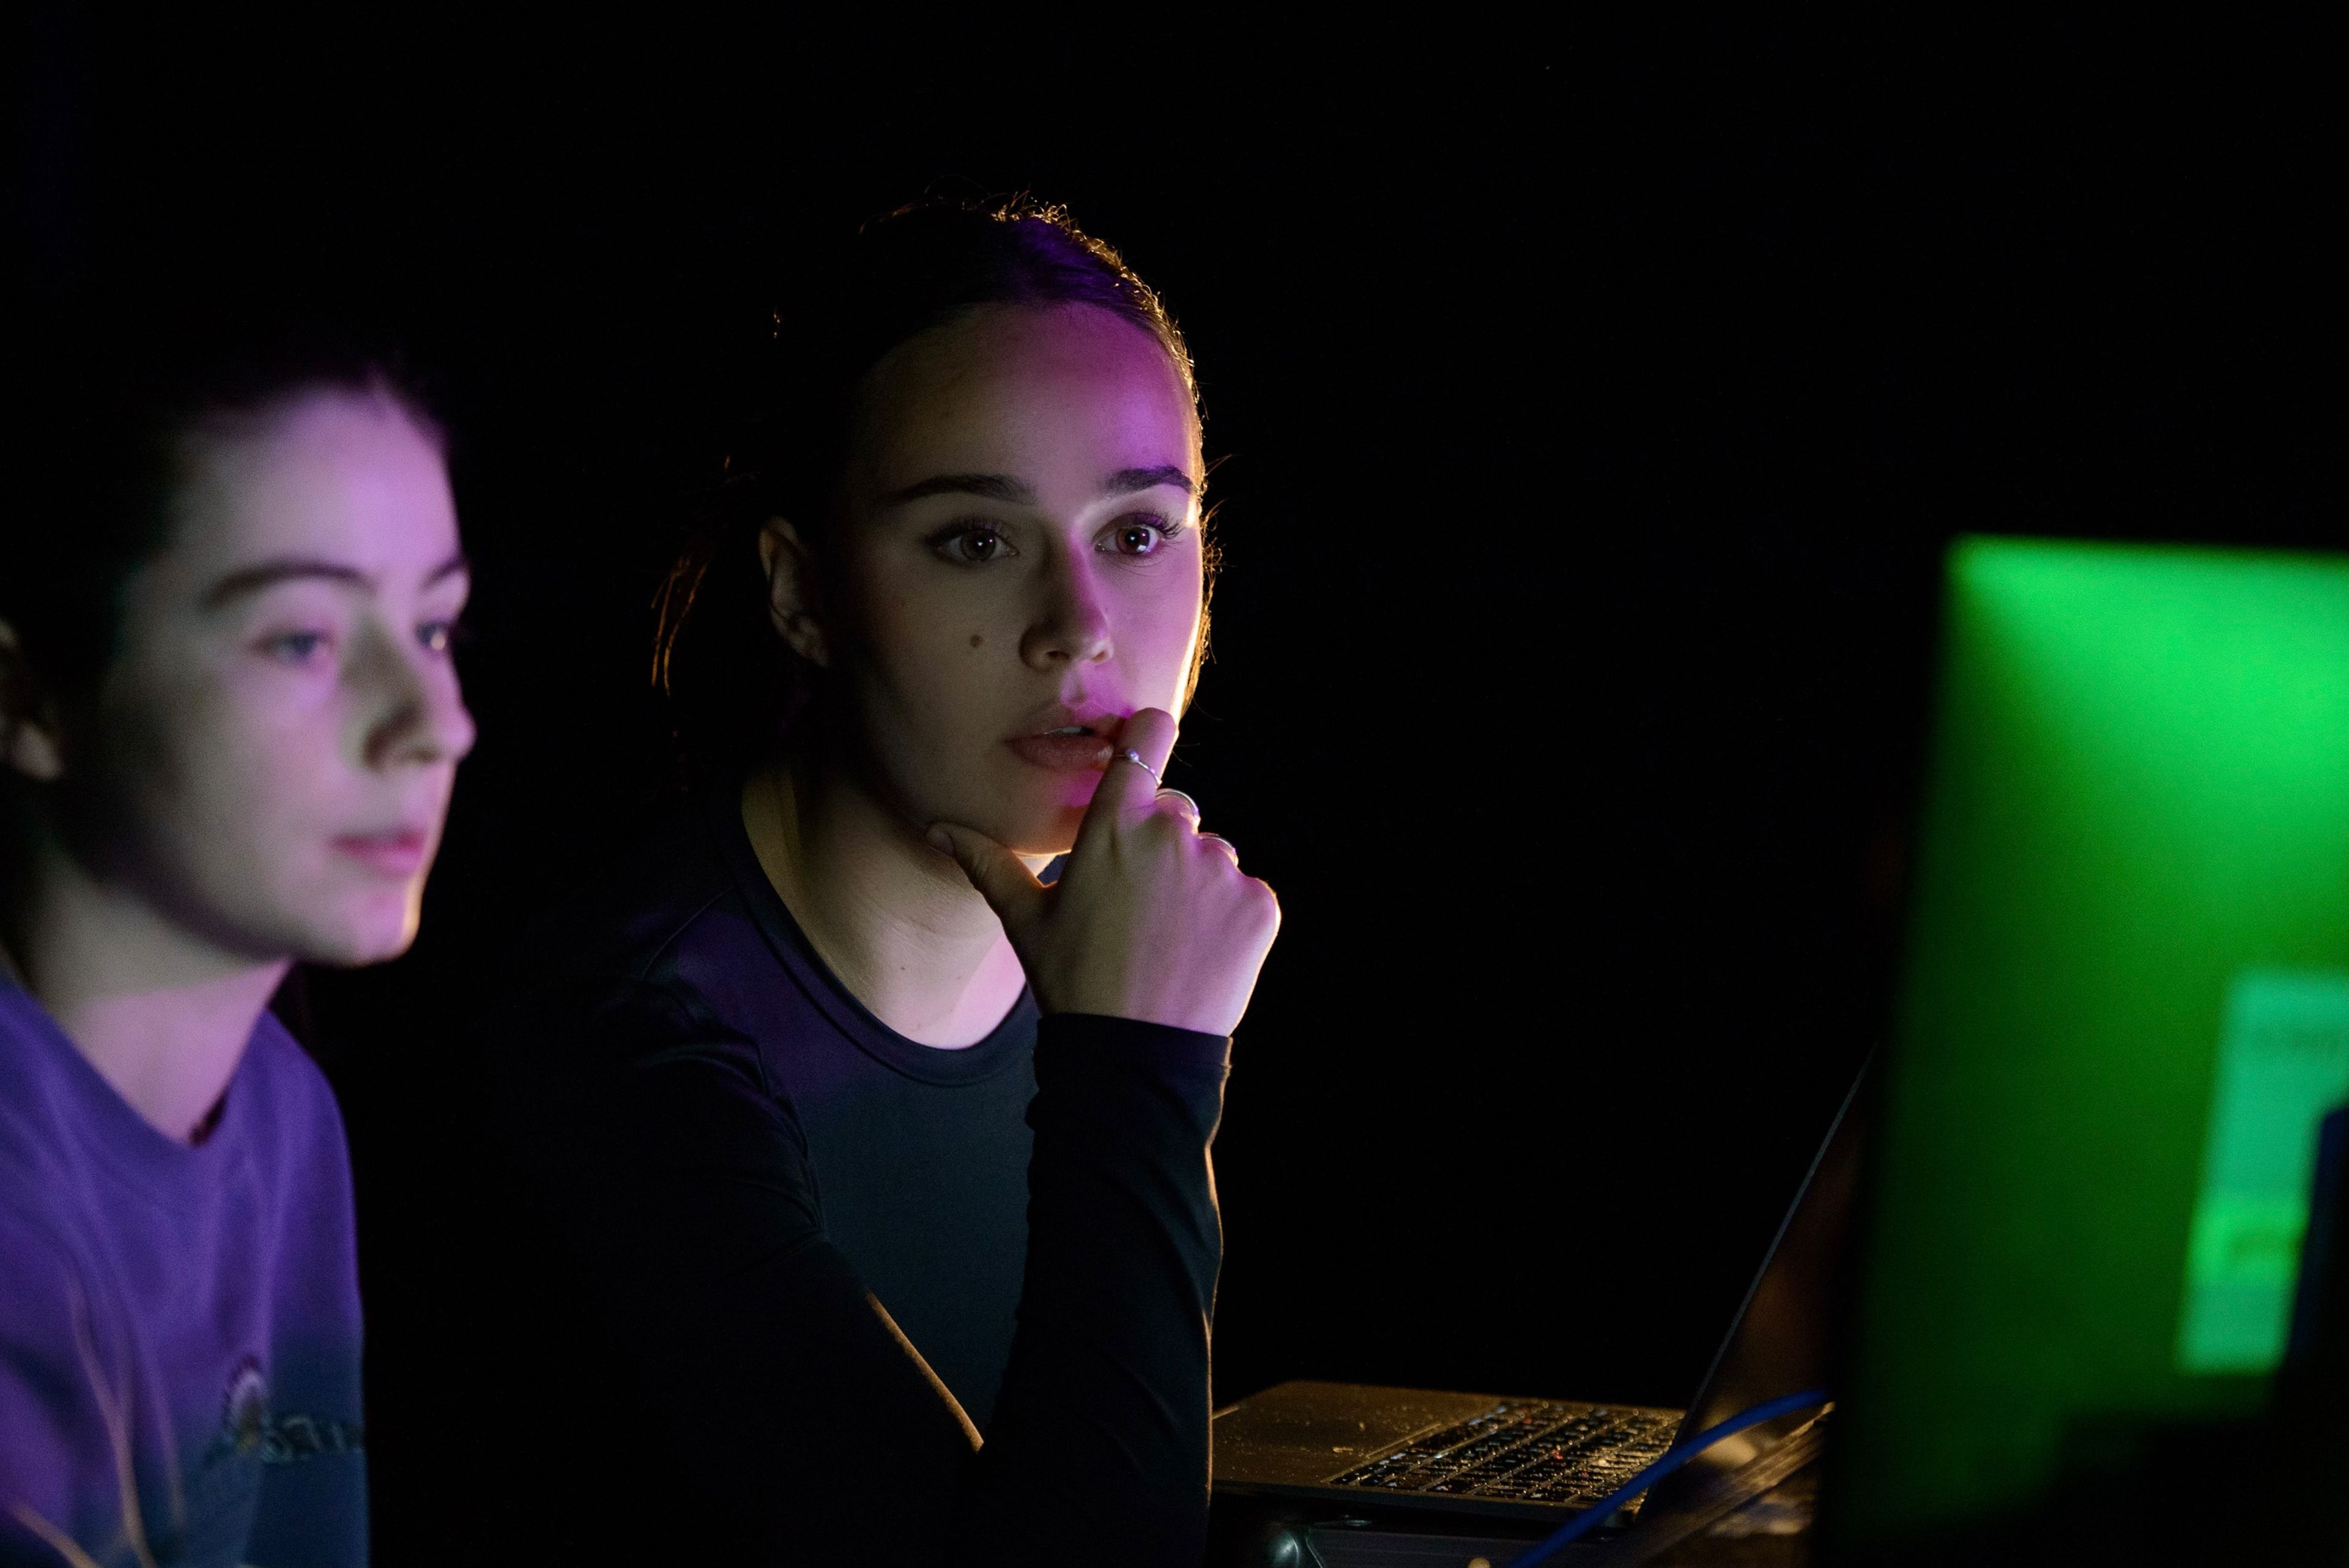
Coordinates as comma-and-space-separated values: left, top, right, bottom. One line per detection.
1156, 787, 1201, 820
1115, 747, 1161, 785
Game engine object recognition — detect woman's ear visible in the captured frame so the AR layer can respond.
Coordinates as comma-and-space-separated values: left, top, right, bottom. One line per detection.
0, 620, 64, 783
757, 518, 831, 670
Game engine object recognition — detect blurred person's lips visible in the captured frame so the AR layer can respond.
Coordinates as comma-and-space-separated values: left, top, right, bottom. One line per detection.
332, 828, 431, 878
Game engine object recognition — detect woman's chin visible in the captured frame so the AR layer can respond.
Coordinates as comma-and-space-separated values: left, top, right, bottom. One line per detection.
979, 801, 1086, 861
285, 892, 424, 968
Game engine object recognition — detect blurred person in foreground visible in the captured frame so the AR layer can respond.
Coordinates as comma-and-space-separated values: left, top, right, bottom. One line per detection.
0, 318, 473, 1566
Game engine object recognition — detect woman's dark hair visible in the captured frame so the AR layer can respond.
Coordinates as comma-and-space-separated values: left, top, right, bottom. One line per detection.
4, 303, 437, 708
653, 195, 1206, 781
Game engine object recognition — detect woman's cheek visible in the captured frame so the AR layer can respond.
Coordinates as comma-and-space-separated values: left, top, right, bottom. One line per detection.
1127, 587, 1205, 708
204, 679, 324, 844
867, 577, 967, 681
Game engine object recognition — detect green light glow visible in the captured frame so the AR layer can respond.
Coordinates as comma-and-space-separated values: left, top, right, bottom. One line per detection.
1834, 538, 2349, 1547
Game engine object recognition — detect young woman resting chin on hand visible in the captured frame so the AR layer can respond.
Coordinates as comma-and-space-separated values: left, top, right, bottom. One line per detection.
476, 199, 1278, 1567
0, 324, 473, 1566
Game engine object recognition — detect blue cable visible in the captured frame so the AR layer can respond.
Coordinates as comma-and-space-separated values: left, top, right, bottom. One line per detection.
1505, 1386, 1831, 1566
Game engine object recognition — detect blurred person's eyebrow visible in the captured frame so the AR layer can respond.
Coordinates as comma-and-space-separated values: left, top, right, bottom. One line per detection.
202, 551, 470, 607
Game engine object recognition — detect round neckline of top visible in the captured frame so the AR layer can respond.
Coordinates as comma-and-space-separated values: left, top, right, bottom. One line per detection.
0, 978, 263, 1211
706, 781, 1037, 1089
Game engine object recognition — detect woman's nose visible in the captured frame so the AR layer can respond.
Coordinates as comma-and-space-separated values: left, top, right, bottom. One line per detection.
1020, 559, 1114, 670
407, 680, 478, 767
354, 623, 477, 770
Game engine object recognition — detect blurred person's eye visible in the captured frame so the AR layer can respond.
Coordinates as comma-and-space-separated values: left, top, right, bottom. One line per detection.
258, 628, 335, 667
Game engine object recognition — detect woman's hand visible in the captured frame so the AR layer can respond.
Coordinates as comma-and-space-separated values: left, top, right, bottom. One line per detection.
927, 708, 1280, 1036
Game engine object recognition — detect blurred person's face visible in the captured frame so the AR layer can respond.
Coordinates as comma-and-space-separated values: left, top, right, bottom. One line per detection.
770, 302, 1204, 857
72, 390, 474, 964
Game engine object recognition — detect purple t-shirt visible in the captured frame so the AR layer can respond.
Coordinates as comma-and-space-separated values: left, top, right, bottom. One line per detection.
0, 981, 366, 1566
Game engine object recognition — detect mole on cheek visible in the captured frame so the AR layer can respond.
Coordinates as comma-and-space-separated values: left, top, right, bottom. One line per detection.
968, 634, 983, 648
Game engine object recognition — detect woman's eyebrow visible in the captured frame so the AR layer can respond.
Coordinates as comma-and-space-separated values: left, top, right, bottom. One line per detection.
201, 551, 470, 608
202, 559, 371, 607
883, 473, 1037, 508
880, 469, 1192, 509
1104, 465, 1193, 496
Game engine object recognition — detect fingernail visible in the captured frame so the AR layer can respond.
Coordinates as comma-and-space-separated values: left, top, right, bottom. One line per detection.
926, 827, 954, 853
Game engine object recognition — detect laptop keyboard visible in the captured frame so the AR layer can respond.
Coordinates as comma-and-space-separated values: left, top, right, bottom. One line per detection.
1328, 1401, 1678, 1507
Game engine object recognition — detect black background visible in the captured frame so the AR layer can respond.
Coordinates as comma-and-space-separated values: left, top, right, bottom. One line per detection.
20, 15, 2334, 1559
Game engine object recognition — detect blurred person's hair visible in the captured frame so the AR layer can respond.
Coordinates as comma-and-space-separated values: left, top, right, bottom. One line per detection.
4, 302, 439, 708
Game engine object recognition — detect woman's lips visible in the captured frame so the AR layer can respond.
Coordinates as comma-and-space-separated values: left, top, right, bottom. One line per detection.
332, 830, 430, 878
1006, 732, 1116, 771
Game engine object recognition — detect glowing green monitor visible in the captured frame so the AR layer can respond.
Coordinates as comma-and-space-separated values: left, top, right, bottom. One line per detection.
1833, 536, 2349, 1547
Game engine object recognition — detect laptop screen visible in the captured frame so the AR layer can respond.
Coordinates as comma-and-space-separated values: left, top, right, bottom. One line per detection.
1647, 1063, 1869, 1512
1831, 537, 2349, 1547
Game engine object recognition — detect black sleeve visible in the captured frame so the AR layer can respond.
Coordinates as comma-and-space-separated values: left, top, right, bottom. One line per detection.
543, 999, 1228, 1567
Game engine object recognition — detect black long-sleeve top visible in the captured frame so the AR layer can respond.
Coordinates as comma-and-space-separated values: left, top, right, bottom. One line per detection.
478, 785, 1229, 1566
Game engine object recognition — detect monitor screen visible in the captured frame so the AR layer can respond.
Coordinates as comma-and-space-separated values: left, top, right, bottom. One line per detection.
1831, 537, 2349, 1547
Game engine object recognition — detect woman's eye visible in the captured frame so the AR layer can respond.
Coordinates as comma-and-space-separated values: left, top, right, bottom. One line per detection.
259, 630, 332, 666
936, 525, 1014, 565
1103, 518, 1170, 557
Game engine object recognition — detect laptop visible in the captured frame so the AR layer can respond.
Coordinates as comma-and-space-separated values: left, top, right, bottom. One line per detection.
1825, 537, 2349, 1557
1209, 1063, 1868, 1541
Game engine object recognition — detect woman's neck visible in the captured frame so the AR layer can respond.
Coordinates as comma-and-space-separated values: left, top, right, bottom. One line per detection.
742, 749, 1033, 1049
7, 836, 286, 1143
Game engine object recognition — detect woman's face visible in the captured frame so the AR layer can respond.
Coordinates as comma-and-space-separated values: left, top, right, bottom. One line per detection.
79, 390, 475, 965
822, 302, 1204, 857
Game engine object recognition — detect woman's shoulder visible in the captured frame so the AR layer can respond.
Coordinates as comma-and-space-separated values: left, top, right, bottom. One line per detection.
486, 957, 809, 1201
479, 794, 784, 1080
484, 790, 765, 1028
531, 798, 740, 972
0, 990, 85, 1240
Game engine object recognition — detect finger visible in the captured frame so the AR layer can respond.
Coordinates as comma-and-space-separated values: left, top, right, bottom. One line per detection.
1197, 831, 1241, 866
1086, 707, 1179, 824
926, 822, 1048, 934
1154, 787, 1201, 827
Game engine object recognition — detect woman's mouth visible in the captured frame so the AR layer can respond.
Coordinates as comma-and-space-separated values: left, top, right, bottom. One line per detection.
1006, 724, 1116, 771
332, 829, 431, 879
